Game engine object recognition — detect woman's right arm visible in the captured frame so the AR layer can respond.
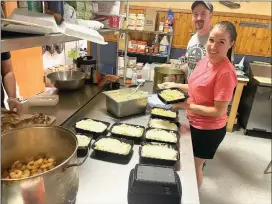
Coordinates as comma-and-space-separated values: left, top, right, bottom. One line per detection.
175, 83, 189, 92
158, 82, 189, 92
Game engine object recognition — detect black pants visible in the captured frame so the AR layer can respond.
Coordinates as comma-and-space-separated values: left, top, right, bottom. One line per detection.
190, 125, 226, 159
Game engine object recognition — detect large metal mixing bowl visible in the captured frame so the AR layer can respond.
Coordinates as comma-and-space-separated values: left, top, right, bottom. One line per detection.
47, 71, 87, 91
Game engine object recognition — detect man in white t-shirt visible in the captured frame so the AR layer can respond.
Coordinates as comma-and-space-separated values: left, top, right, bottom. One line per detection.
184, 1, 213, 80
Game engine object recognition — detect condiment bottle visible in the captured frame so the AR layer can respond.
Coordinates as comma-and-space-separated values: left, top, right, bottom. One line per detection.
132, 68, 138, 85
152, 34, 160, 54
159, 22, 164, 32
163, 20, 169, 33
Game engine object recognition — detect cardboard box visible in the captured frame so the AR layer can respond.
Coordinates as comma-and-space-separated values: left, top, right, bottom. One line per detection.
144, 9, 157, 31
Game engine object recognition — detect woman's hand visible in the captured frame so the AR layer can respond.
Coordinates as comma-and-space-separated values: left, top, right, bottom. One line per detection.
7, 97, 22, 113
172, 101, 190, 110
158, 82, 177, 89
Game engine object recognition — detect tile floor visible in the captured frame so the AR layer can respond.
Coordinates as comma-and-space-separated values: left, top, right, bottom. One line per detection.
199, 130, 272, 204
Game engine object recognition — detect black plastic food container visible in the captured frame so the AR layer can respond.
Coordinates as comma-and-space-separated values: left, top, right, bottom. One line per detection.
74, 118, 110, 139
109, 122, 145, 144
91, 136, 134, 163
157, 88, 188, 104
148, 118, 180, 132
139, 141, 180, 166
150, 107, 179, 121
144, 128, 180, 144
128, 164, 182, 204
76, 133, 92, 158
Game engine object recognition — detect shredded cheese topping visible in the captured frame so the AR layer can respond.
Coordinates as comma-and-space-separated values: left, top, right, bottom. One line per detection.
112, 124, 144, 137
146, 129, 177, 143
94, 138, 131, 155
142, 143, 178, 161
151, 108, 176, 118
76, 119, 107, 133
160, 89, 185, 101
76, 135, 91, 147
149, 119, 178, 131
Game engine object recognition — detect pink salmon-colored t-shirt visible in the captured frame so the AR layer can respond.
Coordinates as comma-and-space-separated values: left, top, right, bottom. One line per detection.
187, 56, 238, 130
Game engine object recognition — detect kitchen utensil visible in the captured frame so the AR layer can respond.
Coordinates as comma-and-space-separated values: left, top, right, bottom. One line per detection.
103, 88, 148, 118
76, 56, 97, 82
1, 126, 89, 204
46, 71, 87, 91
129, 80, 145, 99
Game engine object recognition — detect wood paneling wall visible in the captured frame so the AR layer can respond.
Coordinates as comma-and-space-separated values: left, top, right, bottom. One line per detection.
104, 6, 271, 57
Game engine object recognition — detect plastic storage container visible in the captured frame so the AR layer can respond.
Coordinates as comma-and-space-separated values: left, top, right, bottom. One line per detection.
128, 164, 182, 204
150, 107, 178, 121
27, 95, 59, 107
110, 122, 145, 144
136, 14, 145, 31
91, 136, 134, 164
139, 141, 180, 166
76, 133, 92, 157
74, 118, 110, 138
128, 13, 136, 30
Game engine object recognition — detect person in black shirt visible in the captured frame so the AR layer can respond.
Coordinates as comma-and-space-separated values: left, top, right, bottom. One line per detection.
1, 52, 22, 112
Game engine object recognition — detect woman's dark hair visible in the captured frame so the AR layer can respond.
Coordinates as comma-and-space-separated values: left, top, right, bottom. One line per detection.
213, 21, 237, 42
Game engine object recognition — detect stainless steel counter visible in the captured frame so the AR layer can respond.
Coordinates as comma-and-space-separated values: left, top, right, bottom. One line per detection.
62, 83, 200, 204
22, 85, 104, 126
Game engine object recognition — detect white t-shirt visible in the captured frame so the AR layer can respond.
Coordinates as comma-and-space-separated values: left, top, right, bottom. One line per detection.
185, 33, 209, 79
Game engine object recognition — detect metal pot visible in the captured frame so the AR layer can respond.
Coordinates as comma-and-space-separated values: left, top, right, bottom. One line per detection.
47, 71, 87, 91
153, 67, 185, 92
1, 126, 88, 204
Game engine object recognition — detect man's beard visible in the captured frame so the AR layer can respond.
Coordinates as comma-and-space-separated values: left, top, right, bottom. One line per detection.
195, 20, 204, 30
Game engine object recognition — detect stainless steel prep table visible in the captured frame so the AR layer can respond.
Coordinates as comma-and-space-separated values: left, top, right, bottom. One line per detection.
62, 84, 200, 204
22, 85, 104, 126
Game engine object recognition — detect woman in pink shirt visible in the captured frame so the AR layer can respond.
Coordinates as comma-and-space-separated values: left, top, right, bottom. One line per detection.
159, 21, 238, 187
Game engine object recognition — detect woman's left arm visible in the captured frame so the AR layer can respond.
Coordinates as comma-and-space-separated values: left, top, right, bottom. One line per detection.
185, 101, 229, 118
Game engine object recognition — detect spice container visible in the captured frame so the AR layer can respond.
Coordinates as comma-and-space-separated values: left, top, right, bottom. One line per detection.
145, 46, 149, 54
136, 14, 145, 31
128, 40, 137, 52
136, 41, 147, 53
152, 34, 160, 54
159, 22, 164, 32
128, 13, 136, 30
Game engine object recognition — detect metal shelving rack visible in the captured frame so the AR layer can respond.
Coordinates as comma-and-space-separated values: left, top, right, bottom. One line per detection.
115, 1, 173, 84
0, 29, 116, 53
